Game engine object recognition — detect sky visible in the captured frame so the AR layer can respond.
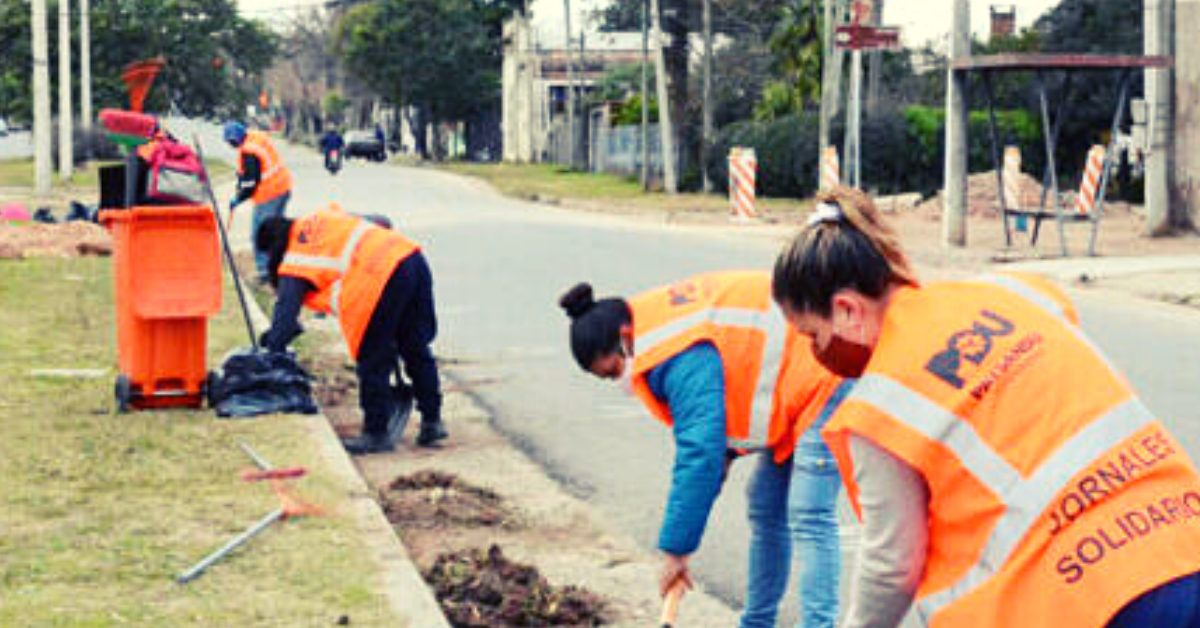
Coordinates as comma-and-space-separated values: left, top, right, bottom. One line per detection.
235, 0, 1065, 49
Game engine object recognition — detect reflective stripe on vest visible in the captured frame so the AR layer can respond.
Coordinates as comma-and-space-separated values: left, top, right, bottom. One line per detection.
976, 274, 1066, 321
913, 394, 1154, 621
281, 219, 373, 318
637, 303, 786, 451
977, 273, 1121, 376
847, 378, 1156, 622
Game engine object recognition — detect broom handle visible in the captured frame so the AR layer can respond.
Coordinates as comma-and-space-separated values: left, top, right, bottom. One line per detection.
660, 581, 684, 628
192, 134, 259, 352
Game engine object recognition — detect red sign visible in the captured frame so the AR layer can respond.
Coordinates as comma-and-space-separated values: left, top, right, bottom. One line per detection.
836, 25, 900, 51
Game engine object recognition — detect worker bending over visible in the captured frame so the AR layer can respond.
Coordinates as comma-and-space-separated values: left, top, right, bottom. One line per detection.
559, 272, 846, 628
256, 206, 446, 453
772, 186, 1200, 628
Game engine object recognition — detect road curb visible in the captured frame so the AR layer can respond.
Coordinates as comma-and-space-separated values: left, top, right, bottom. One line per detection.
235, 240, 452, 628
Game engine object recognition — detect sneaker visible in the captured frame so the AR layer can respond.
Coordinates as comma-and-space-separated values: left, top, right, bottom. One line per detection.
341, 432, 395, 455
415, 420, 448, 447
386, 385, 414, 442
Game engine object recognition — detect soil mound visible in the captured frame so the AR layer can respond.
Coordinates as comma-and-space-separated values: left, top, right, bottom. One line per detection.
426, 545, 610, 628
383, 470, 513, 528
0, 221, 112, 259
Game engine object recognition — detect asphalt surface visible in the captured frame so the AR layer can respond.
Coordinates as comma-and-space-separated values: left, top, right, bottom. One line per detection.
211, 133, 1200, 627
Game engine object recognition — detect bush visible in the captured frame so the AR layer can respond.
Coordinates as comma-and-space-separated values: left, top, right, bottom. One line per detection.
705, 105, 1049, 199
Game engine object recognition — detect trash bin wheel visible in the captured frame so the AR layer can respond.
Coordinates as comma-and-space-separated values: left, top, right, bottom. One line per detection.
204, 370, 220, 409
115, 374, 132, 413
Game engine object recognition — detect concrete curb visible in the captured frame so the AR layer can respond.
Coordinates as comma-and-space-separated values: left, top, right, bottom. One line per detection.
233, 231, 452, 628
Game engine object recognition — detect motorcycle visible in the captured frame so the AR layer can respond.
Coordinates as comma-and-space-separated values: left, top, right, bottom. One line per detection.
325, 148, 343, 175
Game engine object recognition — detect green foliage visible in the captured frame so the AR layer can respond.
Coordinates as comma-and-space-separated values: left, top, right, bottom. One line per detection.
706, 104, 1047, 199
322, 91, 349, 122
766, 0, 823, 110
613, 94, 659, 126
0, 0, 278, 123
337, 0, 505, 123
753, 81, 798, 122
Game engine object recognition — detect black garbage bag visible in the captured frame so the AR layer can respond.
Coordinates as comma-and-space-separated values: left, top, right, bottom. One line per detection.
210, 347, 319, 418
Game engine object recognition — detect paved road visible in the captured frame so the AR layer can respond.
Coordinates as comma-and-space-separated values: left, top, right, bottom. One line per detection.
229, 139, 1200, 626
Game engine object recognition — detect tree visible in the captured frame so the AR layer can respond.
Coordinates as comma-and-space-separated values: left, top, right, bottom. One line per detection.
0, 0, 278, 124
764, 0, 823, 112
337, 0, 517, 160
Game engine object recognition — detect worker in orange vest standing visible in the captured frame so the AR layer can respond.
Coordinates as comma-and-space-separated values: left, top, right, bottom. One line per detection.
771, 186, 1200, 628
255, 206, 446, 453
224, 121, 293, 282
558, 272, 847, 628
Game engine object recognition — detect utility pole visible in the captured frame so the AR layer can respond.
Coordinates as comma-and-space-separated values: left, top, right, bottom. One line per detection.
866, 0, 883, 116
1143, 0, 1172, 235
32, 0, 52, 196
818, 0, 843, 189
562, 0, 576, 169
701, 0, 713, 192
640, 0, 649, 189
58, 0, 73, 180
650, 0, 677, 193
80, 0, 92, 161
943, 0, 970, 246
844, 49, 862, 188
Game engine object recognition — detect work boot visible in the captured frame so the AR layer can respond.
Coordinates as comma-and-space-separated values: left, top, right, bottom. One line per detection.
415, 419, 448, 447
386, 385, 414, 443
341, 432, 395, 455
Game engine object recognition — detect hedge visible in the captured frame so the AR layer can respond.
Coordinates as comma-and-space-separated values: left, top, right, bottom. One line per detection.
705, 104, 1048, 199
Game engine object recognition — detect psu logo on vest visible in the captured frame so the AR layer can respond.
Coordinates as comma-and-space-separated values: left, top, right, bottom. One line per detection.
925, 310, 1014, 389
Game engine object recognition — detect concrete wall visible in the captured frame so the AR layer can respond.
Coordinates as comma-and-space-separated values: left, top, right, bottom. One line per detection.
1174, 0, 1200, 229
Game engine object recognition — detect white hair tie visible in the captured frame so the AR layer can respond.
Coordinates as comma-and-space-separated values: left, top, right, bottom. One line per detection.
806, 202, 842, 227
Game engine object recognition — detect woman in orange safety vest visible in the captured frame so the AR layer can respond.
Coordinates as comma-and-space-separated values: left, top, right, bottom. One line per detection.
770, 185, 1200, 628
559, 273, 847, 628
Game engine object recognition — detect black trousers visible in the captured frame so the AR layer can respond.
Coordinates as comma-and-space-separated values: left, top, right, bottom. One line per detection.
356, 251, 441, 435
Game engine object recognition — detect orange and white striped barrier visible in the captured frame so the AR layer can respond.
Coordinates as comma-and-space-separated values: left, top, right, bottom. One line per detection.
1074, 145, 1106, 215
820, 147, 840, 191
729, 147, 758, 221
1002, 146, 1022, 210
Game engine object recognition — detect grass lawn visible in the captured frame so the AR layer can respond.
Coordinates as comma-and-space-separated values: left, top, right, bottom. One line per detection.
439, 161, 815, 218
0, 157, 233, 190
0, 256, 396, 626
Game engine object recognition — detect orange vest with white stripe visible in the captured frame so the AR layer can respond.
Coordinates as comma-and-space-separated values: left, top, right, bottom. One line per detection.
822, 273, 1200, 628
277, 208, 419, 359
238, 130, 292, 205
629, 271, 842, 462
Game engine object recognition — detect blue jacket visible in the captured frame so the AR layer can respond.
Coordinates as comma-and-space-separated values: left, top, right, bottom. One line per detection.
647, 342, 728, 555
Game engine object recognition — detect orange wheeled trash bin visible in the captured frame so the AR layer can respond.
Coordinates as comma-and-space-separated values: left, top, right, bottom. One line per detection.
99, 205, 222, 411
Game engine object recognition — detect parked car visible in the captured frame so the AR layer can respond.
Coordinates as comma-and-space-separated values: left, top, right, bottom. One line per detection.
0, 118, 8, 137
344, 130, 386, 162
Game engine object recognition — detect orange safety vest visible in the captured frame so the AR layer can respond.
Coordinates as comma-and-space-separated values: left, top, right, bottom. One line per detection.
277, 207, 419, 359
237, 130, 292, 205
629, 271, 842, 462
822, 273, 1200, 628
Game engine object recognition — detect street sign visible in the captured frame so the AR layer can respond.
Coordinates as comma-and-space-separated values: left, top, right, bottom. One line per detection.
836, 25, 901, 51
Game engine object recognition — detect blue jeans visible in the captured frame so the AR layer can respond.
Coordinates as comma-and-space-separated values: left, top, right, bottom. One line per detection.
252, 191, 290, 277
788, 381, 850, 628
740, 381, 849, 628
1107, 572, 1200, 628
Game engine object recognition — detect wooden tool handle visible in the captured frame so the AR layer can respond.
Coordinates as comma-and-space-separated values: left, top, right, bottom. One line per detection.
659, 581, 684, 628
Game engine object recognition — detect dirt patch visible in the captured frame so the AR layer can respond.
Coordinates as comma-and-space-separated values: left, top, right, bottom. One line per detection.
914, 170, 1051, 220
381, 470, 515, 529
0, 221, 112, 259
426, 545, 610, 628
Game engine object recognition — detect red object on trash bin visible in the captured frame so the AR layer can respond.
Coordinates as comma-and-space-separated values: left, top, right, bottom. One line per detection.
99, 205, 222, 410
